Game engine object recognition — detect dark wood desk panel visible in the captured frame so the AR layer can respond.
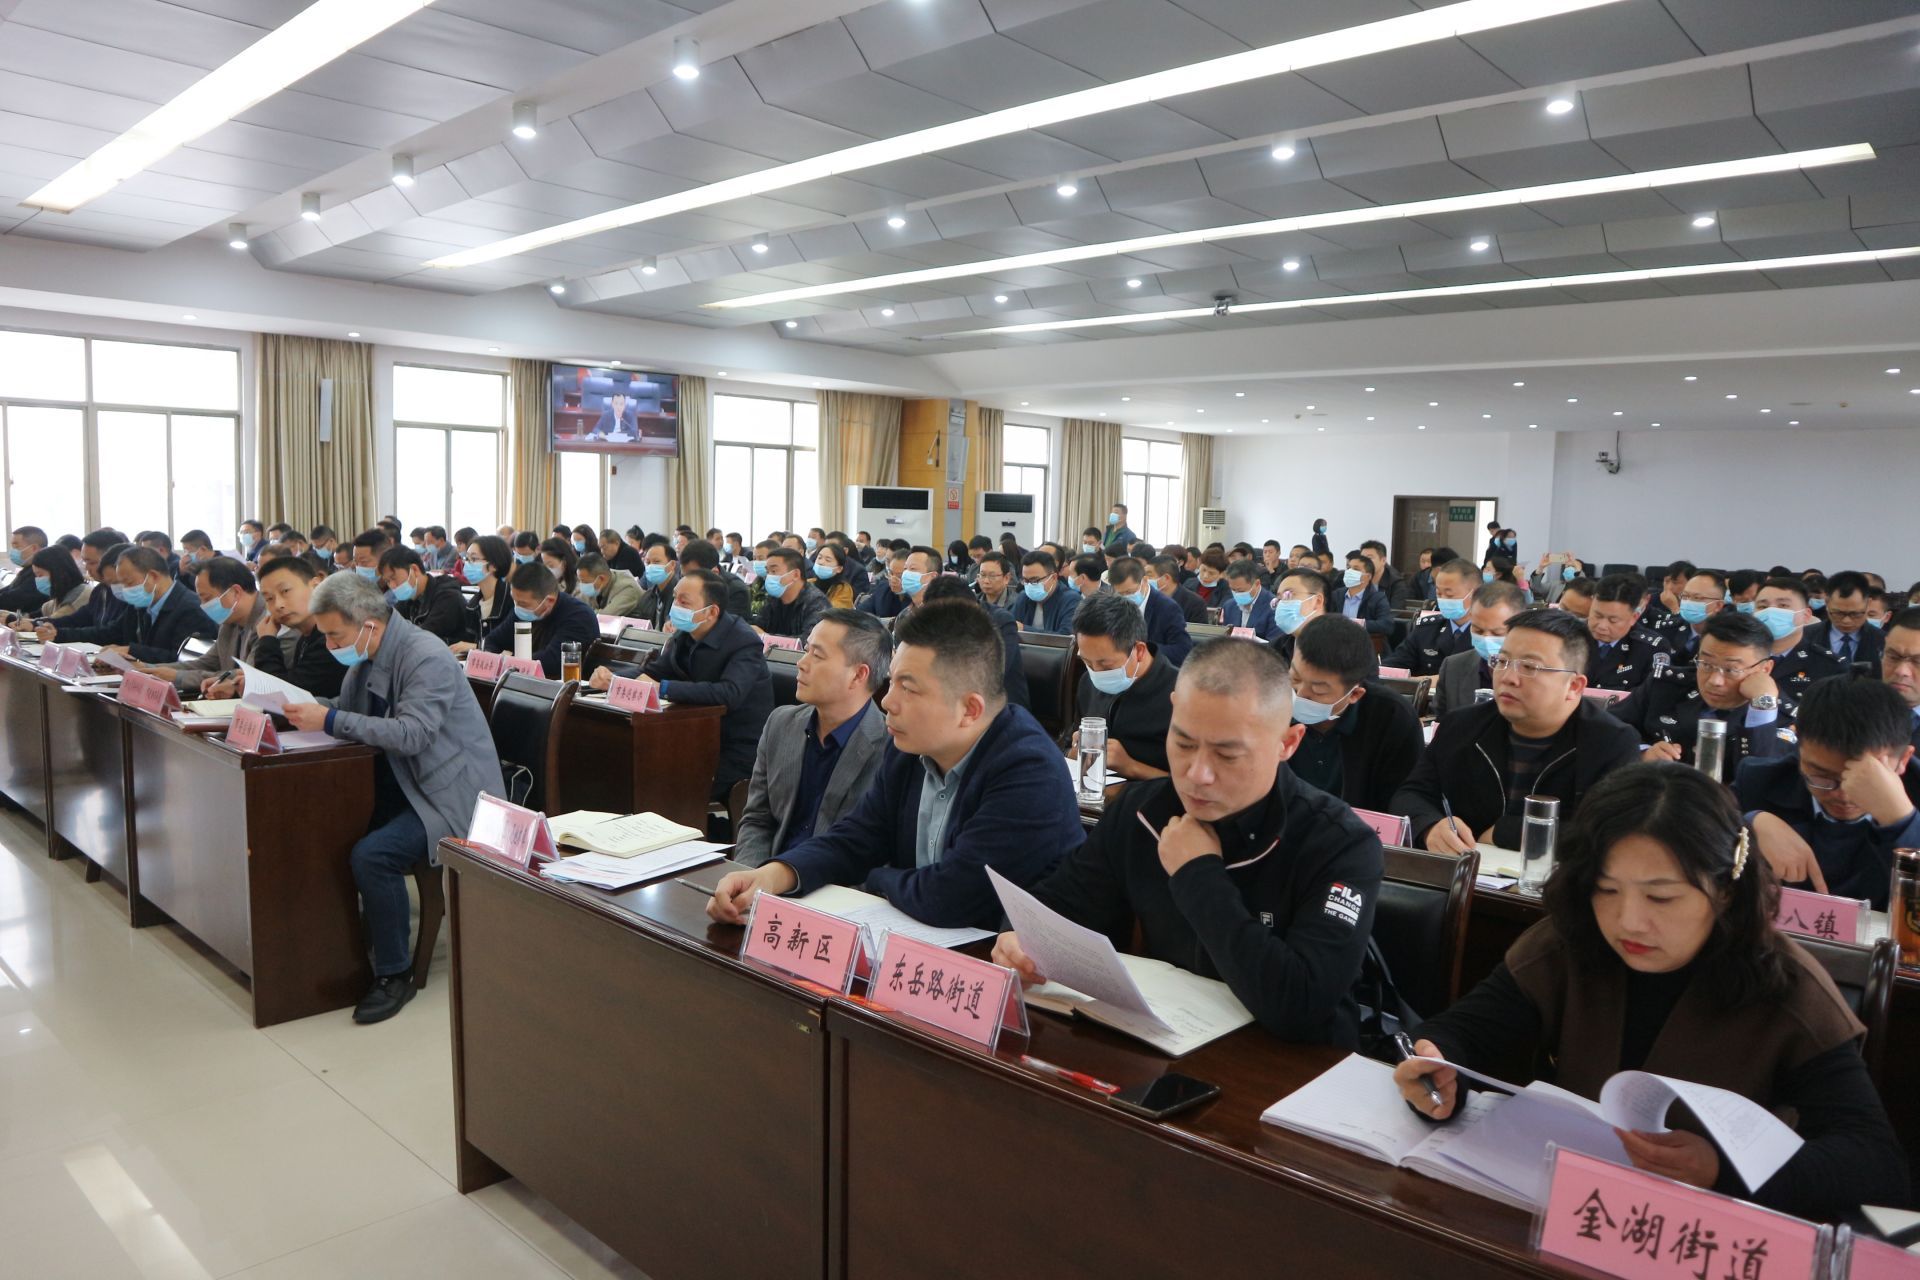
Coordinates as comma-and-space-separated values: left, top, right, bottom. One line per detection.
0, 656, 52, 825
44, 684, 132, 892
443, 844, 828, 1280
825, 1005, 1560, 1280
122, 707, 376, 1026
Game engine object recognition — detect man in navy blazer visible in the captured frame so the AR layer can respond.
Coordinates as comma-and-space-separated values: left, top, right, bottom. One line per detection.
1218, 558, 1282, 643
1108, 555, 1191, 666
708, 600, 1084, 929
83, 544, 218, 665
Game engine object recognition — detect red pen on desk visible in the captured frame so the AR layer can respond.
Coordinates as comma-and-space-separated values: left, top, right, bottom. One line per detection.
1019, 1053, 1119, 1095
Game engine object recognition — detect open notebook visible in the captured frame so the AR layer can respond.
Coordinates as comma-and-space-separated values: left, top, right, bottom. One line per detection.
1262, 1054, 1802, 1212
547, 810, 704, 858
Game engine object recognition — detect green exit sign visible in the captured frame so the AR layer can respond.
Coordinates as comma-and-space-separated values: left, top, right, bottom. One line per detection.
1448, 505, 1476, 522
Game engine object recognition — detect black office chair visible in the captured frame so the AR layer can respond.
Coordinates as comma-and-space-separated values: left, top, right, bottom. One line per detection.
1601, 563, 1638, 578
177, 635, 214, 661
1018, 637, 1072, 738
1372, 845, 1479, 1022
1794, 935, 1897, 1091
1374, 677, 1430, 719
766, 647, 803, 707
488, 672, 577, 813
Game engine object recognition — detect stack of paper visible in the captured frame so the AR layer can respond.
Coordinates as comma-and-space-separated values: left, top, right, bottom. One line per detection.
541, 841, 728, 889
237, 660, 316, 709
795, 884, 995, 950
183, 699, 242, 718
547, 810, 705, 857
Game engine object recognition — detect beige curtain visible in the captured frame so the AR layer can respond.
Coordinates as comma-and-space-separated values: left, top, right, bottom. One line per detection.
509, 358, 557, 532
256, 334, 376, 532
976, 405, 1004, 489
1057, 417, 1122, 544
665, 374, 710, 530
817, 391, 902, 531
1181, 432, 1214, 545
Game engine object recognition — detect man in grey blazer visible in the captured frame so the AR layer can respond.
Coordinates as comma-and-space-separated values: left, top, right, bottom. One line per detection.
733, 608, 892, 868
285, 572, 504, 1024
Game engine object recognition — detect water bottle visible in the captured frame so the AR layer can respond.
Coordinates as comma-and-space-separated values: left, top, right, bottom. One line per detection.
1695, 717, 1728, 782
513, 619, 533, 661
1891, 848, 1919, 969
1516, 795, 1560, 896
1078, 716, 1108, 806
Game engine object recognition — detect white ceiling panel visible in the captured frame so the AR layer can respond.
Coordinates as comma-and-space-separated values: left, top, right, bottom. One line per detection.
1459, 1, 1701, 87
1156, 74, 1363, 142
1009, 0, 1246, 79
1039, 104, 1231, 163
1296, 43, 1520, 117
880, 36, 1100, 113
842, 0, 996, 70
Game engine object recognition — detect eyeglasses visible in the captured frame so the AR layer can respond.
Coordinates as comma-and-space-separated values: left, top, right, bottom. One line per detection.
1883, 647, 1920, 671
1488, 655, 1579, 679
1825, 608, 1867, 623
1800, 770, 1842, 793
1696, 660, 1759, 680
1679, 593, 1723, 604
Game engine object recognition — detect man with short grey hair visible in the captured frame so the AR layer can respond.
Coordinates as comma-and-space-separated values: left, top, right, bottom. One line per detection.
733, 609, 893, 867
993, 637, 1385, 1046
284, 571, 503, 1024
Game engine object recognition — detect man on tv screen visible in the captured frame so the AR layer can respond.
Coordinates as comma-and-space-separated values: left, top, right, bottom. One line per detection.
593, 392, 636, 439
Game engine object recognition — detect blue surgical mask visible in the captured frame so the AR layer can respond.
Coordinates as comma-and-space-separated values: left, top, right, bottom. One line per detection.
803, 537, 817, 552
1482, 569, 1496, 583
1757, 606, 1797, 640
33, 575, 51, 597
1081, 542, 1098, 555
122, 582, 155, 609
1107, 513, 1119, 525
900, 569, 924, 597
1503, 537, 1515, 548
1471, 633, 1505, 663
668, 603, 700, 631
108, 583, 129, 602
391, 581, 416, 604
1084, 654, 1137, 696
1231, 588, 1255, 609
201, 588, 234, 623
1678, 600, 1710, 625
6, 548, 20, 566
1129, 588, 1149, 611
1272, 600, 1306, 634
1342, 569, 1364, 589
572, 539, 587, 553
1866, 616, 1885, 629
328, 624, 371, 668
580, 580, 600, 602
513, 552, 536, 565
513, 604, 541, 622
1436, 596, 1468, 621
1290, 686, 1354, 727
1023, 580, 1049, 602
752, 561, 768, 579
1809, 596, 1826, 611
411, 542, 425, 553
644, 563, 669, 586
1735, 601, 1755, 615
1561, 565, 1578, 582
813, 562, 836, 580
355, 566, 378, 581
463, 560, 487, 584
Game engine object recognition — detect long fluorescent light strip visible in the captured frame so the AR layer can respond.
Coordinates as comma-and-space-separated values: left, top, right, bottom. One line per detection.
705, 144, 1873, 310
926, 246, 1920, 338
24, 0, 435, 213
426, 0, 1623, 269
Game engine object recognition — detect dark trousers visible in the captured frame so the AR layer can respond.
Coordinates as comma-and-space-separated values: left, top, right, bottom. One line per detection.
350, 807, 428, 978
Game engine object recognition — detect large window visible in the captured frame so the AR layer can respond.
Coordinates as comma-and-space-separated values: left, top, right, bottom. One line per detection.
1122, 437, 1185, 548
557, 452, 604, 530
0, 329, 240, 540
711, 394, 818, 540
393, 364, 504, 532
1001, 423, 1049, 537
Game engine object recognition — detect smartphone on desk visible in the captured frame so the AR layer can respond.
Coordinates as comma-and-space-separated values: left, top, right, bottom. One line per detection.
1108, 1072, 1220, 1121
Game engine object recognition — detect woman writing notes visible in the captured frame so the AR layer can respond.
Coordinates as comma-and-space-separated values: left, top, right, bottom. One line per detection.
1393, 763, 1907, 1220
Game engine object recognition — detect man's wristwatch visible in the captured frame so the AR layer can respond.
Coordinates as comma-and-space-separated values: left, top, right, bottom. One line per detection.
1749, 694, 1779, 711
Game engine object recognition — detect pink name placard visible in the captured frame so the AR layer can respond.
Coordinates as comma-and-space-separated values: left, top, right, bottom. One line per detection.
0, 628, 18, 657
628, 618, 653, 631
1774, 886, 1867, 945
37, 641, 61, 670
1535, 1148, 1826, 1280
465, 649, 505, 681
869, 933, 1026, 1051
739, 895, 867, 995
57, 646, 91, 678
1377, 666, 1412, 680
761, 633, 801, 651
117, 671, 181, 717
595, 613, 626, 636
1843, 1235, 1920, 1279
605, 674, 660, 713
1582, 687, 1630, 704
1352, 807, 1412, 847
501, 655, 544, 678
225, 702, 280, 754
465, 793, 557, 867
1230, 626, 1255, 639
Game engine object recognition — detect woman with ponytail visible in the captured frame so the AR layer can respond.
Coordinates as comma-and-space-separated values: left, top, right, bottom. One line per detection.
1391, 762, 1908, 1220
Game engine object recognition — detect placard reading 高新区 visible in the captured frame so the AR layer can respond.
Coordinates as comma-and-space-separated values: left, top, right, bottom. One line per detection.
1774, 886, 1867, 945
465, 793, 558, 867
225, 702, 279, 754
1351, 807, 1412, 847
606, 675, 660, 713
1534, 1148, 1826, 1280
464, 649, 506, 681
738, 894, 867, 995
869, 932, 1026, 1051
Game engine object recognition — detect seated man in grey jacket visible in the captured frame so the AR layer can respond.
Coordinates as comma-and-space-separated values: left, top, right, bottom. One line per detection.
136, 555, 268, 694
733, 608, 893, 867
283, 572, 503, 1025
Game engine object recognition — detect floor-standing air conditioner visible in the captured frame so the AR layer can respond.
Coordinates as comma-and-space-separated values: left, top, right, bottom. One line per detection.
1197, 507, 1228, 545
976, 491, 1036, 547
846, 486, 934, 548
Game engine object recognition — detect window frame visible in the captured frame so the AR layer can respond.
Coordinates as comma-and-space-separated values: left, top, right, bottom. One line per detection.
1000, 421, 1050, 538
392, 362, 508, 533
711, 392, 818, 537
1121, 436, 1186, 548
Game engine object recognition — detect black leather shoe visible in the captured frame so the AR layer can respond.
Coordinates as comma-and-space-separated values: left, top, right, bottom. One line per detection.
353, 975, 416, 1024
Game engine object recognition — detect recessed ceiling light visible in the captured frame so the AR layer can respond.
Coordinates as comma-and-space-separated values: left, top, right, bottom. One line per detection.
1271, 144, 1295, 160
1469, 238, 1490, 251
1363, 386, 1375, 392
1126, 278, 1141, 288
487, 346, 499, 352
1788, 419, 1800, 424
1226, 428, 1233, 433
1234, 391, 1245, 397
1886, 367, 1901, 374
1282, 258, 1300, 271
1365, 415, 1374, 421
1261, 418, 1269, 423
1566, 397, 1578, 403
1691, 214, 1716, 228
512, 101, 538, 141
1428, 401, 1438, 406
1910, 388, 1920, 395
886, 212, 907, 229
1056, 182, 1078, 198
1316, 426, 1324, 432
1120, 396, 1130, 401
227, 222, 249, 249
1650, 421, 1660, 427
347, 330, 360, 338
1611, 410, 1623, 416
993, 294, 1008, 304
1020, 401, 1029, 406
391, 153, 414, 188
640, 255, 658, 275
1528, 423, 1538, 429
181, 314, 196, 321
750, 233, 770, 254
1759, 407, 1771, 413
1724, 393, 1737, 399
671, 35, 701, 81
1305, 404, 1315, 410
609, 359, 621, 366
1196, 408, 1204, 413
1098, 411, 1106, 416
784, 319, 798, 328
299, 192, 322, 222
717, 371, 728, 377
1684, 375, 1697, 381
20, 0, 434, 212
881, 307, 895, 317
1482, 413, 1492, 419
812, 381, 823, 388
1511, 380, 1524, 386
1417, 423, 1426, 429
548, 282, 566, 295
1545, 97, 1575, 115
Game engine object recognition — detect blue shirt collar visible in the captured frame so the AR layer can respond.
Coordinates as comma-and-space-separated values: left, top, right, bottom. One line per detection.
147, 581, 174, 620
812, 699, 870, 751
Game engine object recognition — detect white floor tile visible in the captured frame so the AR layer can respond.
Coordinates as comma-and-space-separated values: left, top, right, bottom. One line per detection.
469, 1181, 650, 1280
229, 1195, 565, 1279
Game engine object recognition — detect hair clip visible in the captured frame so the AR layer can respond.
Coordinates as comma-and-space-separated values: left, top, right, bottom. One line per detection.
1731, 826, 1751, 881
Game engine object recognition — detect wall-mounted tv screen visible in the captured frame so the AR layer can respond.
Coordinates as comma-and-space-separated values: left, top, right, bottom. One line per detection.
549, 364, 679, 457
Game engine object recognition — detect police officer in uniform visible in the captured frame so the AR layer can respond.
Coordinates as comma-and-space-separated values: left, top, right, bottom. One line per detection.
1804, 570, 1883, 676
1640, 560, 1696, 643
1382, 557, 1479, 676
1754, 575, 1846, 696
1609, 612, 1795, 770
1582, 573, 1674, 692
1660, 568, 1729, 661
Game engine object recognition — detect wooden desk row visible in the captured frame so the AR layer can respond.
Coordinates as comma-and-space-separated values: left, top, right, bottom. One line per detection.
443, 840, 1583, 1280
0, 652, 377, 1026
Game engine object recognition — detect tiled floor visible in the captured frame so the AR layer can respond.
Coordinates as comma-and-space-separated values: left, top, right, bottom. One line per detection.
0, 808, 646, 1279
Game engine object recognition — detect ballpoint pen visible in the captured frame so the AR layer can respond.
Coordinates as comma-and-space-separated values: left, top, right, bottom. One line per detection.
1019, 1054, 1120, 1095
1391, 1031, 1445, 1111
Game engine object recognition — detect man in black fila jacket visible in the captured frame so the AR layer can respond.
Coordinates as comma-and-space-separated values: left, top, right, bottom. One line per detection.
992, 637, 1384, 1046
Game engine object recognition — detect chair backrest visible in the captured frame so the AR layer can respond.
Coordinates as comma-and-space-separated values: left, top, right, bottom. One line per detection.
726, 777, 749, 842
1375, 677, 1430, 719
1792, 935, 1896, 1090
178, 635, 214, 661
1373, 845, 1479, 1021
766, 645, 803, 707
1601, 562, 1638, 578
618, 625, 670, 654
1018, 636, 1074, 737
487, 672, 576, 813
